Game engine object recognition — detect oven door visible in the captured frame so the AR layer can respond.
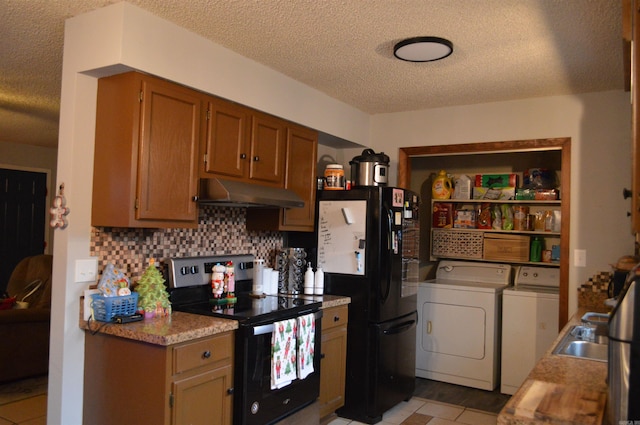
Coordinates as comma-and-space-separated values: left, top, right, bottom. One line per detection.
234, 310, 323, 425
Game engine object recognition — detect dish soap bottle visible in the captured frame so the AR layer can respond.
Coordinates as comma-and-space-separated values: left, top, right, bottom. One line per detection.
314, 266, 324, 295
304, 263, 315, 295
432, 170, 452, 199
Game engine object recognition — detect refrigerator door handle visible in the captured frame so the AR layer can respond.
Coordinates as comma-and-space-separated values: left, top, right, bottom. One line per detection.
381, 205, 393, 303
382, 319, 417, 335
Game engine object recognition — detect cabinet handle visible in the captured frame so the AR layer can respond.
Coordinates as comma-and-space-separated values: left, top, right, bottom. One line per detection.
427, 320, 432, 335
623, 188, 633, 199
192, 195, 198, 202
253, 156, 260, 161
240, 153, 247, 159
320, 353, 326, 359
202, 350, 211, 359
333, 316, 340, 322
227, 387, 234, 395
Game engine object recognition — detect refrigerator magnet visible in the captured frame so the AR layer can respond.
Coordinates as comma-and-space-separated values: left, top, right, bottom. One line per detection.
392, 189, 404, 207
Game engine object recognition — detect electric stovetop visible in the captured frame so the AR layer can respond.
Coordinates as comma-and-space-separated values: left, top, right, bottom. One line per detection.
174, 294, 322, 325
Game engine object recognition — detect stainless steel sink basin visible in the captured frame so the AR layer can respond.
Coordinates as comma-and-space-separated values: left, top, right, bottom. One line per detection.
552, 325, 608, 362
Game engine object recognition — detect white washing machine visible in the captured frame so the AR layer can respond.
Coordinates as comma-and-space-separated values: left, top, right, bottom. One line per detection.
416, 260, 511, 391
500, 266, 559, 395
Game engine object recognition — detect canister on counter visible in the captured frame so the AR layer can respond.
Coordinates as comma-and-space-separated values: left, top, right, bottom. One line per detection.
513, 206, 529, 230
324, 164, 345, 190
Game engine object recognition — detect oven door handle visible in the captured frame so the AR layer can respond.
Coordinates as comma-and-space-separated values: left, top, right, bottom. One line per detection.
252, 323, 274, 336
251, 310, 323, 336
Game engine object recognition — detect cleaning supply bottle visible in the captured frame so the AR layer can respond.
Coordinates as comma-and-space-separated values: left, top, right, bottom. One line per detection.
314, 266, 324, 295
432, 170, 452, 199
530, 237, 542, 262
304, 263, 315, 295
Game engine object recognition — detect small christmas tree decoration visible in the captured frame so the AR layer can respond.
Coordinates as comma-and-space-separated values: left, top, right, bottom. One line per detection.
135, 258, 171, 319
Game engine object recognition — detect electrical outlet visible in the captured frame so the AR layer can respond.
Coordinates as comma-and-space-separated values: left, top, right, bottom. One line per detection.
574, 249, 587, 267
75, 258, 98, 283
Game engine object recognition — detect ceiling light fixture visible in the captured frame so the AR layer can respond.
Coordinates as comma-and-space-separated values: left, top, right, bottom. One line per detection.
393, 36, 453, 62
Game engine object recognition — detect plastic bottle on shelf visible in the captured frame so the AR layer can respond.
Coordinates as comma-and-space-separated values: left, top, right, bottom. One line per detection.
304, 263, 315, 295
432, 170, 452, 199
530, 237, 542, 262
314, 266, 324, 295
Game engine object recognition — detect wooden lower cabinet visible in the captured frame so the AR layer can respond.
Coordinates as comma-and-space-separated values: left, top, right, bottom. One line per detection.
83, 331, 234, 425
319, 305, 348, 419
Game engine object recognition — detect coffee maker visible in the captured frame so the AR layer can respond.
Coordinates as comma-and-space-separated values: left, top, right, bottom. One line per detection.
608, 266, 640, 422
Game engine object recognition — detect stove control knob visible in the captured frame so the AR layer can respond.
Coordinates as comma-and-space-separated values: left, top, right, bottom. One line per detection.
191, 266, 199, 274
180, 266, 189, 275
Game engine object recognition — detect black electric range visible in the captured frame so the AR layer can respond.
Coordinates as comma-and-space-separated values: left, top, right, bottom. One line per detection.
167, 254, 322, 324
167, 254, 323, 425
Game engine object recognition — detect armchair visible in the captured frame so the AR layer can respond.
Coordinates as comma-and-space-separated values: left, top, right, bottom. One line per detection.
0, 254, 53, 383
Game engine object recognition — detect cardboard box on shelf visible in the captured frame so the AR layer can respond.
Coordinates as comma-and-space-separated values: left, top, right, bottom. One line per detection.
432, 203, 453, 228
475, 173, 518, 188
473, 186, 516, 200
454, 210, 476, 229
452, 175, 472, 200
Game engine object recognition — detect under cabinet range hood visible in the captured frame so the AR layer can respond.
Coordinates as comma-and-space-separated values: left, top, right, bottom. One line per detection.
198, 178, 304, 208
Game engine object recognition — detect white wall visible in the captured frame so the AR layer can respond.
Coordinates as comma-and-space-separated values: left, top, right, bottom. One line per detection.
51, 3, 370, 423
370, 90, 634, 317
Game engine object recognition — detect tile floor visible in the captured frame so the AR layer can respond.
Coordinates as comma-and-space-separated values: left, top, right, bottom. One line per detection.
0, 380, 500, 425
0, 394, 47, 425
327, 397, 497, 425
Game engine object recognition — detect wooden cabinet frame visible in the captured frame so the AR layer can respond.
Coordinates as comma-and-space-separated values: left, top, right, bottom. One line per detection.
398, 138, 571, 328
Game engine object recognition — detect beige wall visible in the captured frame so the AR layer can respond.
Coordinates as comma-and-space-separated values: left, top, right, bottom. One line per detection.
370, 90, 633, 317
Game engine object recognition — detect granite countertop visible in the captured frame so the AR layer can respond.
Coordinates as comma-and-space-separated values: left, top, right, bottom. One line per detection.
79, 294, 351, 346
497, 308, 609, 425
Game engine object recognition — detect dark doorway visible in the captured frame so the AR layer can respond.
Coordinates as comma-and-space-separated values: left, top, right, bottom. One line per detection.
0, 168, 47, 294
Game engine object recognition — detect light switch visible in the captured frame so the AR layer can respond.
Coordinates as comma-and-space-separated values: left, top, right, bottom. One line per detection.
75, 258, 98, 282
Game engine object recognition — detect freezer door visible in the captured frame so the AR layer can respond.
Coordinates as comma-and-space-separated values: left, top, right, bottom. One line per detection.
370, 311, 418, 418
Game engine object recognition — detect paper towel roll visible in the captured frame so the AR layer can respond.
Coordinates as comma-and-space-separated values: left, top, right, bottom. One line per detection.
253, 259, 264, 294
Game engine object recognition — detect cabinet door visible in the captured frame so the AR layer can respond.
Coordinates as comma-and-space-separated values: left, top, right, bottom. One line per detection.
281, 125, 318, 230
172, 364, 233, 425
319, 328, 347, 418
248, 112, 286, 186
319, 306, 348, 418
203, 97, 250, 179
137, 77, 200, 222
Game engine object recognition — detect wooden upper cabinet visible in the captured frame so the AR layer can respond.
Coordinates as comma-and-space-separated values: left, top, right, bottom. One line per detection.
248, 112, 286, 186
246, 124, 318, 232
92, 72, 200, 228
202, 100, 285, 187
202, 97, 249, 179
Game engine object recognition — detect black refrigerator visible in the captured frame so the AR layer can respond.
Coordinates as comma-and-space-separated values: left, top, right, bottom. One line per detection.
315, 186, 419, 424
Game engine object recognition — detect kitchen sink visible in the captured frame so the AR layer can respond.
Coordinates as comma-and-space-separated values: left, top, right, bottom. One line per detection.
552, 325, 608, 362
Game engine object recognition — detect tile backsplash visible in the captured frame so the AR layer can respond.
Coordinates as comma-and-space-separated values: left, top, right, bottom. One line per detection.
90, 206, 283, 280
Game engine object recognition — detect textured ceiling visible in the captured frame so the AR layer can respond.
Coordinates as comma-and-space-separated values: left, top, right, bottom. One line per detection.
1, 0, 624, 148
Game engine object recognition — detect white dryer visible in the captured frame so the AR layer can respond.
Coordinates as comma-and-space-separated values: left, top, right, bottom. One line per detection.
500, 266, 559, 395
416, 261, 511, 391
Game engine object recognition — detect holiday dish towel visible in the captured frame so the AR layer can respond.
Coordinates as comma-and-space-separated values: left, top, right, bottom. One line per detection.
271, 318, 297, 389
296, 313, 316, 380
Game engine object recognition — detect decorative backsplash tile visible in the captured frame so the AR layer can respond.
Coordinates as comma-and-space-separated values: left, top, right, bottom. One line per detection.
90, 206, 283, 280
578, 271, 611, 312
